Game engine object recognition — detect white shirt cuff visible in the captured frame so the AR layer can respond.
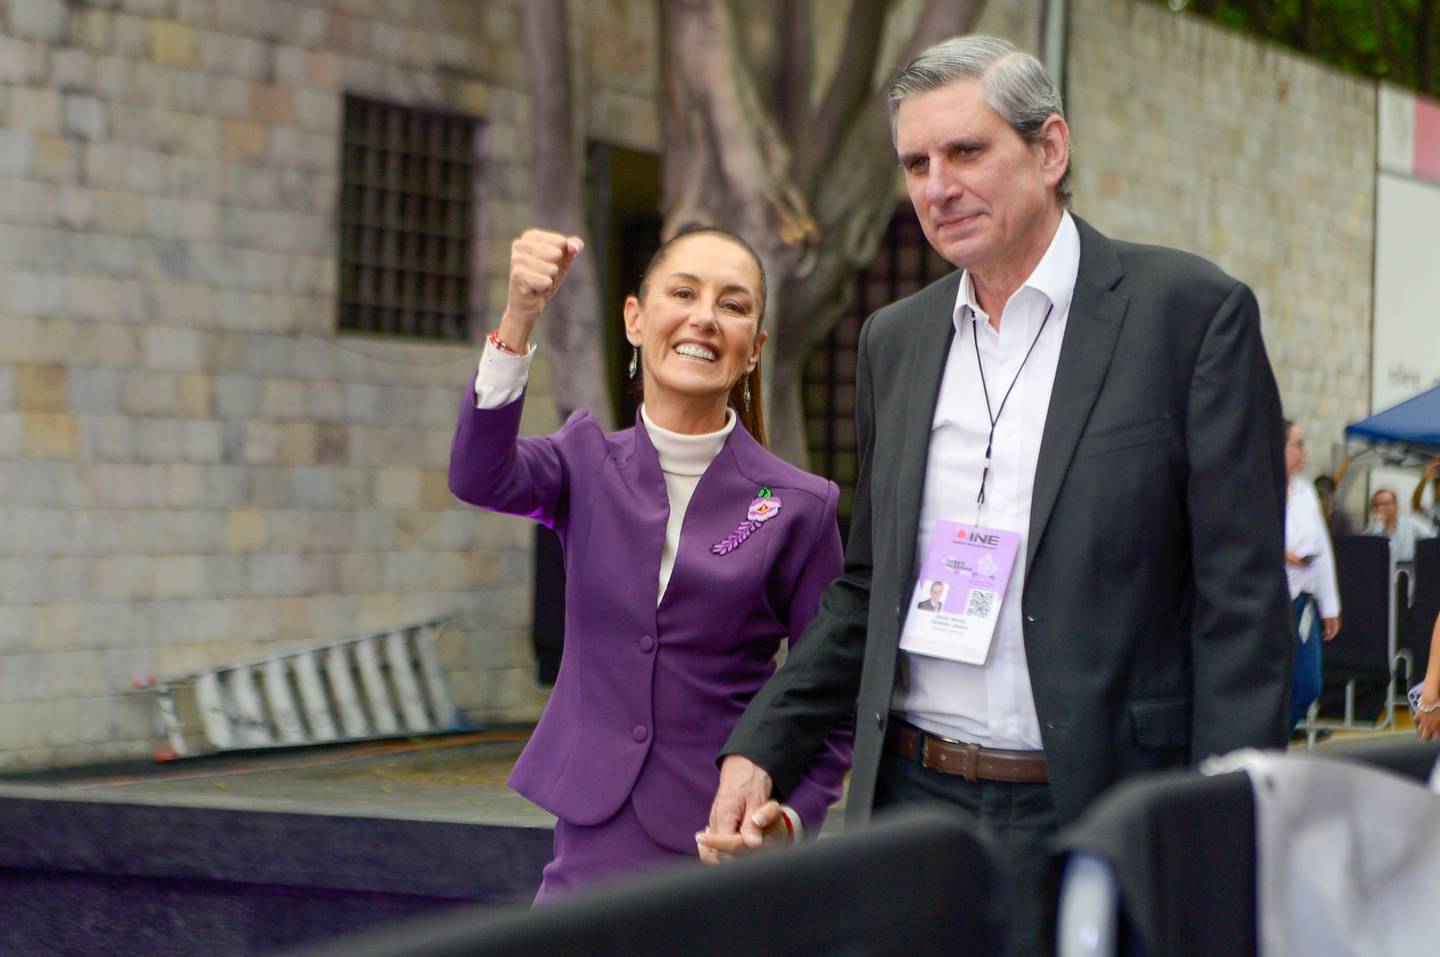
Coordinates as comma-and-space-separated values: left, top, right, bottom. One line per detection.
474, 337, 535, 409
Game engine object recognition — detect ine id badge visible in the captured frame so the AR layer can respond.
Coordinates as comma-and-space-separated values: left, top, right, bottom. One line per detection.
899, 521, 1021, 665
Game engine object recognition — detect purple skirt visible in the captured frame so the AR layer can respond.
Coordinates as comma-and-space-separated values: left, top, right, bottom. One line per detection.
533, 796, 696, 903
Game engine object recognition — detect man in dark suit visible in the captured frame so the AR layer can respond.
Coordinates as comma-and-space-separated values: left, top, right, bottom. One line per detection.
916, 581, 945, 613
699, 35, 1292, 955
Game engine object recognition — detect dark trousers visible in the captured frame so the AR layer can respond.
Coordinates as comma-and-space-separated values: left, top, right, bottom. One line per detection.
874, 750, 1058, 957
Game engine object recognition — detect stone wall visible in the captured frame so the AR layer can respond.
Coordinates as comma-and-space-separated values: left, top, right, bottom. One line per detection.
1067, 0, 1375, 469
0, 0, 662, 769
0, 0, 1396, 769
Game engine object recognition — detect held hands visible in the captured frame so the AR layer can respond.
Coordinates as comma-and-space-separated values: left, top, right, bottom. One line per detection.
498, 229, 584, 351
1417, 698, 1440, 740
696, 755, 786, 864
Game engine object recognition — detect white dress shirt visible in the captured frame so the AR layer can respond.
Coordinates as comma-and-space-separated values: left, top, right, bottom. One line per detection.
1363, 513, 1437, 564
893, 212, 1079, 752
1285, 475, 1340, 618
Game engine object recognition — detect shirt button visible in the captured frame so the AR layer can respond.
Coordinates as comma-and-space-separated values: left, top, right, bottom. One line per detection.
639, 635, 655, 653
632, 725, 649, 743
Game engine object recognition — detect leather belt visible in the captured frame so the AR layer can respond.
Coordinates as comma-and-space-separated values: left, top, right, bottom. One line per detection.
885, 721, 1048, 784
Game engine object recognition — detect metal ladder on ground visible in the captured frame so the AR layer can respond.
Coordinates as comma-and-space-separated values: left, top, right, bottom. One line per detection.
133, 616, 465, 759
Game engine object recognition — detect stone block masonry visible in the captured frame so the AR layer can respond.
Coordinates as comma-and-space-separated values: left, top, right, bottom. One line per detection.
0, 0, 1377, 769
1068, 0, 1374, 463
0, 0, 671, 769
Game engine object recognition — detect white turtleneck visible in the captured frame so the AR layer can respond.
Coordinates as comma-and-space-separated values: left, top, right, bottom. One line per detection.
640, 405, 735, 602
475, 341, 734, 604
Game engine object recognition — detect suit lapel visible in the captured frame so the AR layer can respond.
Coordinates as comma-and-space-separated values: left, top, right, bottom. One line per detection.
1026, 218, 1129, 572
894, 274, 962, 590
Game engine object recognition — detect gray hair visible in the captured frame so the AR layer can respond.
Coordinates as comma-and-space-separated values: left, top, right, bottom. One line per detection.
888, 35, 1072, 205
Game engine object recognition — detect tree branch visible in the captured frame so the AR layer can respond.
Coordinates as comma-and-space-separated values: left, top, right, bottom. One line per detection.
896, 0, 987, 71
665, 0, 816, 248
521, 0, 612, 426
775, 0, 816, 189
811, 0, 893, 166
779, 0, 986, 350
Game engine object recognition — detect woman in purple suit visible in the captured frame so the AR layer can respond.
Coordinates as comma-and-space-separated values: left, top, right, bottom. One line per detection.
449, 226, 852, 900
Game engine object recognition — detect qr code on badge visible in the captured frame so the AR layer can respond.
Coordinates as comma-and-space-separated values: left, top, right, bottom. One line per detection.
965, 589, 998, 620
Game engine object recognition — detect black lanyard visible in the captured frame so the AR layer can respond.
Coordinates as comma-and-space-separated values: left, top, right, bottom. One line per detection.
971, 302, 1054, 508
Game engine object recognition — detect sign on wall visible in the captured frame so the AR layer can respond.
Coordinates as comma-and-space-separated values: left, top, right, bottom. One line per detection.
1368, 86, 1440, 515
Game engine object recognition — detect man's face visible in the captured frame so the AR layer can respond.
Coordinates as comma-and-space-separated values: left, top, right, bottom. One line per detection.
1372, 491, 1397, 524
929, 583, 944, 603
895, 79, 1065, 275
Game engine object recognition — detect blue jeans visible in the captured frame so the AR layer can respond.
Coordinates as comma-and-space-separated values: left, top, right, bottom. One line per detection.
1288, 593, 1322, 732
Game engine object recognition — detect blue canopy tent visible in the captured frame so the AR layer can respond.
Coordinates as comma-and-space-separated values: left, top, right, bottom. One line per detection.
1342, 384, 1440, 468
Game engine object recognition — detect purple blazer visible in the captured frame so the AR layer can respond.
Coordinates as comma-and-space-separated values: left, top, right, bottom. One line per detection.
448, 390, 852, 852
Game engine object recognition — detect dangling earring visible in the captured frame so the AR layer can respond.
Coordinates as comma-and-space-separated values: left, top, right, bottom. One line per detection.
742, 375, 752, 413
628, 346, 639, 379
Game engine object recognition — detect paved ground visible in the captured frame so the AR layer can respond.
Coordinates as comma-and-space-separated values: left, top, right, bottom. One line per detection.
0, 715, 1421, 829
0, 728, 554, 828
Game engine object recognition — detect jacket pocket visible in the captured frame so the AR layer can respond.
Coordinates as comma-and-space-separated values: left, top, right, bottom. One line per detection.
1128, 697, 1192, 749
1074, 415, 1176, 461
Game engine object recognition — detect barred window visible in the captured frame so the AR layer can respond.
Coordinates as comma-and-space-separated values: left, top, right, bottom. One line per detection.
804, 210, 952, 525
338, 95, 481, 341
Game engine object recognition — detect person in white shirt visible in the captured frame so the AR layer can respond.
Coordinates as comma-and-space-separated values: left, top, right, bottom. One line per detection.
1411, 459, 1440, 531
1365, 487, 1436, 564
1282, 421, 1341, 732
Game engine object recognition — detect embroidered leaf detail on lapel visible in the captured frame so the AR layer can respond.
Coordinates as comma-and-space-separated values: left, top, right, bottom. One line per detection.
711, 487, 783, 556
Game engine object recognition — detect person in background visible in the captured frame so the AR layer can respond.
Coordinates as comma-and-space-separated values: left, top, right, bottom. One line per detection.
1365, 487, 1435, 565
1283, 421, 1341, 733
1313, 474, 1354, 540
1411, 459, 1440, 531
449, 226, 851, 900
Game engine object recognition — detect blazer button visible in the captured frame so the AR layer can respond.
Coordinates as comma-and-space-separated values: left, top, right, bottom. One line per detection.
1025, 615, 1036, 623
632, 725, 649, 743
875, 712, 886, 731
639, 634, 655, 653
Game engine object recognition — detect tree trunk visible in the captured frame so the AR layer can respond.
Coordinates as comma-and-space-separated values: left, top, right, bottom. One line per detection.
766, 0, 986, 464
522, 0, 613, 427
657, 0, 986, 464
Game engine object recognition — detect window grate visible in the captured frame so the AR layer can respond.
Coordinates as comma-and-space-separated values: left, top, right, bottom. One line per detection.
337, 95, 481, 341
804, 210, 953, 524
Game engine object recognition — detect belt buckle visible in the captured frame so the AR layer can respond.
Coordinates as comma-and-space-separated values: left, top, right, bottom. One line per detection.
924, 729, 982, 783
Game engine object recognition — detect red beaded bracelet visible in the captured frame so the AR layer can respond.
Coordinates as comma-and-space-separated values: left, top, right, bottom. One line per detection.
488, 329, 522, 356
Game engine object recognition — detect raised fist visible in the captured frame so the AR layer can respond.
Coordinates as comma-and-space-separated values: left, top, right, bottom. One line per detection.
505, 229, 584, 327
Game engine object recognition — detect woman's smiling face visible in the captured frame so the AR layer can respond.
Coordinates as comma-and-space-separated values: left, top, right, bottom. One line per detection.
624, 232, 766, 424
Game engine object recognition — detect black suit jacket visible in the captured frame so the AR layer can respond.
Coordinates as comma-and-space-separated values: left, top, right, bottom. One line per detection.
724, 216, 1293, 827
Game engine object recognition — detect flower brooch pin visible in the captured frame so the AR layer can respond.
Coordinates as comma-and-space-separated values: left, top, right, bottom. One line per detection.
711, 487, 783, 556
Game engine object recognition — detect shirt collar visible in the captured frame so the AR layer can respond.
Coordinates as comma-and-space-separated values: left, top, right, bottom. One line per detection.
954, 210, 1080, 330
